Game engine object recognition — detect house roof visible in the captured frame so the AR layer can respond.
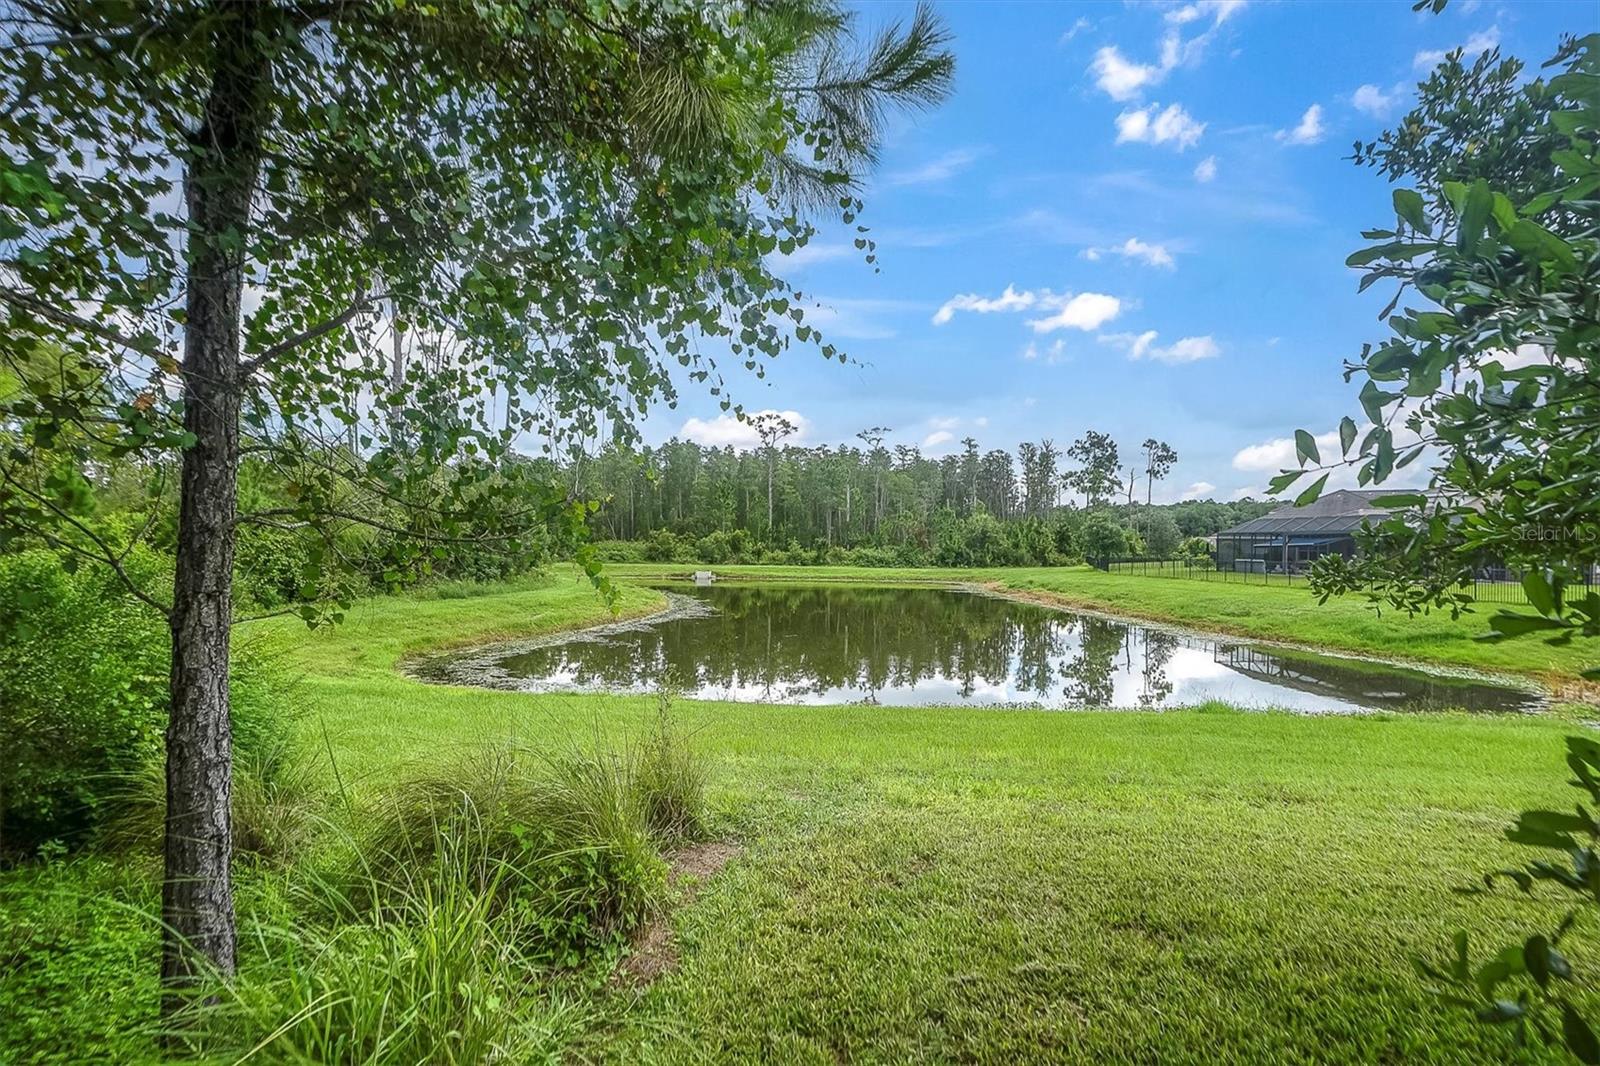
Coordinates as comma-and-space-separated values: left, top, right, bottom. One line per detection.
1216, 489, 1402, 539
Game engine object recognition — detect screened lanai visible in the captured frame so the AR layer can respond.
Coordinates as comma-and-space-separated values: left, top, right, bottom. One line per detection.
1213, 489, 1397, 575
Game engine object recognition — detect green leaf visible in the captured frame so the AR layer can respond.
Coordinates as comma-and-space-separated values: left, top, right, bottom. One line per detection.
1458, 179, 1492, 254
1295, 473, 1329, 507
1565, 1003, 1600, 1065
1371, 493, 1426, 509
1522, 571, 1557, 616
1339, 416, 1357, 456
1393, 188, 1428, 234
1294, 429, 1320, 466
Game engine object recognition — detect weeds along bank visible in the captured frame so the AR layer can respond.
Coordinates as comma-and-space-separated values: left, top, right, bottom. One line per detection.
3, 567, 1596, 1063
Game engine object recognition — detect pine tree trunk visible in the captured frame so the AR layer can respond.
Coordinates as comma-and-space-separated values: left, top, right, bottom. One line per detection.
162, 6, 271, 1011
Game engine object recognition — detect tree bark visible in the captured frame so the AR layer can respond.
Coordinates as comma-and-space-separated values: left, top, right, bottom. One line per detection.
162, 4, 271, 1010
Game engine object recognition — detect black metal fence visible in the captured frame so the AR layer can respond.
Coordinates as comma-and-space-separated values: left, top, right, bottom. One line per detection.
1091, 555, 1591, 607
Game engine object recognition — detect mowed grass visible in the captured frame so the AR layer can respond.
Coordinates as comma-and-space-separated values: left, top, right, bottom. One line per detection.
245, 568, 1597, 1063
605, 561, 1597, 687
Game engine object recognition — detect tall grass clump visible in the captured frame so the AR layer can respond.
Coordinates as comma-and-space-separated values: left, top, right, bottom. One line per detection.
333, 709, 709, 967
216, 834, 593, 1065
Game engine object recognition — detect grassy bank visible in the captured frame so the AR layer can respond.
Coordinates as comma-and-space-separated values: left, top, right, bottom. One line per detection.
4, 569, 1596, 1063
605, 562, 1596, 688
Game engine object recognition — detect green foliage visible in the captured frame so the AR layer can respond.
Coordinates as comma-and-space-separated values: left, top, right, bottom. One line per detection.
1418, 735, 1600, 1062
0, 548, 295, 856
1143, 512, 1184, 557
0, 549, 167, 854
1080, 511, 1130, 560
1281, 32, 1600, 671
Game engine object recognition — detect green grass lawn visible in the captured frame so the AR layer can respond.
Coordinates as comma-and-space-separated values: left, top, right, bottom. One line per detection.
272, 570, 1590, 1063
605, 561, 1598, 689
5, 567, 1596, 1063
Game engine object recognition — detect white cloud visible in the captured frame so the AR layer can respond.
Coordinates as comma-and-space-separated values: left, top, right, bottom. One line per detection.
922, 430, 955, 450
681, 409, 810, 450
1100, 330, 1220, 364
1229, 485, 1265, 502
1351, 84, 1398, 118
932, 283, 1035, 325
886, 148, 983, 187
1167, 0, 1247, 25
1180, 480, 1217, 501
935, 286, 1120, 334
1415, 26, 1499, 71
1022, 338, 1070, 363
1193, 155, 1217, 182
1084, 236, 1176, 269
1060, 16, 1091, 43
974, 416, 990, 428
1027, 292, 1123, 333
1091, 46, 1165, 101
1115, 103, 1206, 149
927, 415, 962, 431
1276, 104, 1325, 146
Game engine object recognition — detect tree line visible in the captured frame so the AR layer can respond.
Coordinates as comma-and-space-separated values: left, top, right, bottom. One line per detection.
573, 431, 1271, 565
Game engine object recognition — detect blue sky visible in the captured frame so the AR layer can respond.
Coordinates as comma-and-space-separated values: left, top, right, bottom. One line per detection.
643, 0, 1587, 503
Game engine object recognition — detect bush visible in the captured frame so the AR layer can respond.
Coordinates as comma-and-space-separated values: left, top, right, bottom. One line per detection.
641, 529, 691, 563
0, 549, 295, 858
1080, 511, 1130, 560
1, 549, 168, 855
588, 539, 646, 563
234, 526, 315, 608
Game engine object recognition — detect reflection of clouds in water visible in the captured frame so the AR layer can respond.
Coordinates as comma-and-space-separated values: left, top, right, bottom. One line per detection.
432, 585, 1540, 715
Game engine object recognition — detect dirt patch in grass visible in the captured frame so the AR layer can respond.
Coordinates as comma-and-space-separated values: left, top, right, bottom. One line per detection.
615, 841, 742, 987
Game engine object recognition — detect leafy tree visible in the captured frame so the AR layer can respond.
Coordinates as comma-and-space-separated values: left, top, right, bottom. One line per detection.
1065, 430, 1121, 508
1141, 438, 1178, 505
1271, 32, 1600, 673
1144, 512, 1183, 557
0, 0, 952, 999
750, 412, 797, 533
1079, 511, 1129, 561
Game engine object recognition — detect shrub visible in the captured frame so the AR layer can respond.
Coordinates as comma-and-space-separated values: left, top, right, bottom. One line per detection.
0, 549, 297, 858
641, 529, 690, 563
1, 549, 168, 855
589, 539, 646, 563
234, 526, 315, 608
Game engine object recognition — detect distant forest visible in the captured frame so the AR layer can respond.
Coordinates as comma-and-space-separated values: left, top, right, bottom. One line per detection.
571, 432, 1275, 567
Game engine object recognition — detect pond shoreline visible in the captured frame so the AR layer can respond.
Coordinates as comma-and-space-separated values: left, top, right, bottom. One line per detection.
403, 576, 1550, 714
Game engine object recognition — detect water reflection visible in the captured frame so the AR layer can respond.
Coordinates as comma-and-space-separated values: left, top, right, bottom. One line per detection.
428, 583, 1542, 714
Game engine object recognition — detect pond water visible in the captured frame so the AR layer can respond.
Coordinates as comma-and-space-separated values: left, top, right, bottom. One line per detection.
419, 582, 1542, 713
419, 583, 1544, 714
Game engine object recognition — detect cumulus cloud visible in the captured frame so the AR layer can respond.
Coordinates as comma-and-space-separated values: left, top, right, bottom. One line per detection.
1193, 154, 1217, 182
932, 283, 1036, 325
680, 409, 810, 450
1091, 46, 1165, 101
1100, 330, 1221, 364
1115, 103, 1206, 149
922, 430, 955, 451
1083, 237, 1176, 269
1351, 83, 1398, 118
935, 286, 1120, 333
1027, 293, 1123, 334
1090, 2, 1245, 102
1415, 26, 1499, 71
1180, 480, 1217, 501
886, 148, 983, 187
1276, 104, 1325, 146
